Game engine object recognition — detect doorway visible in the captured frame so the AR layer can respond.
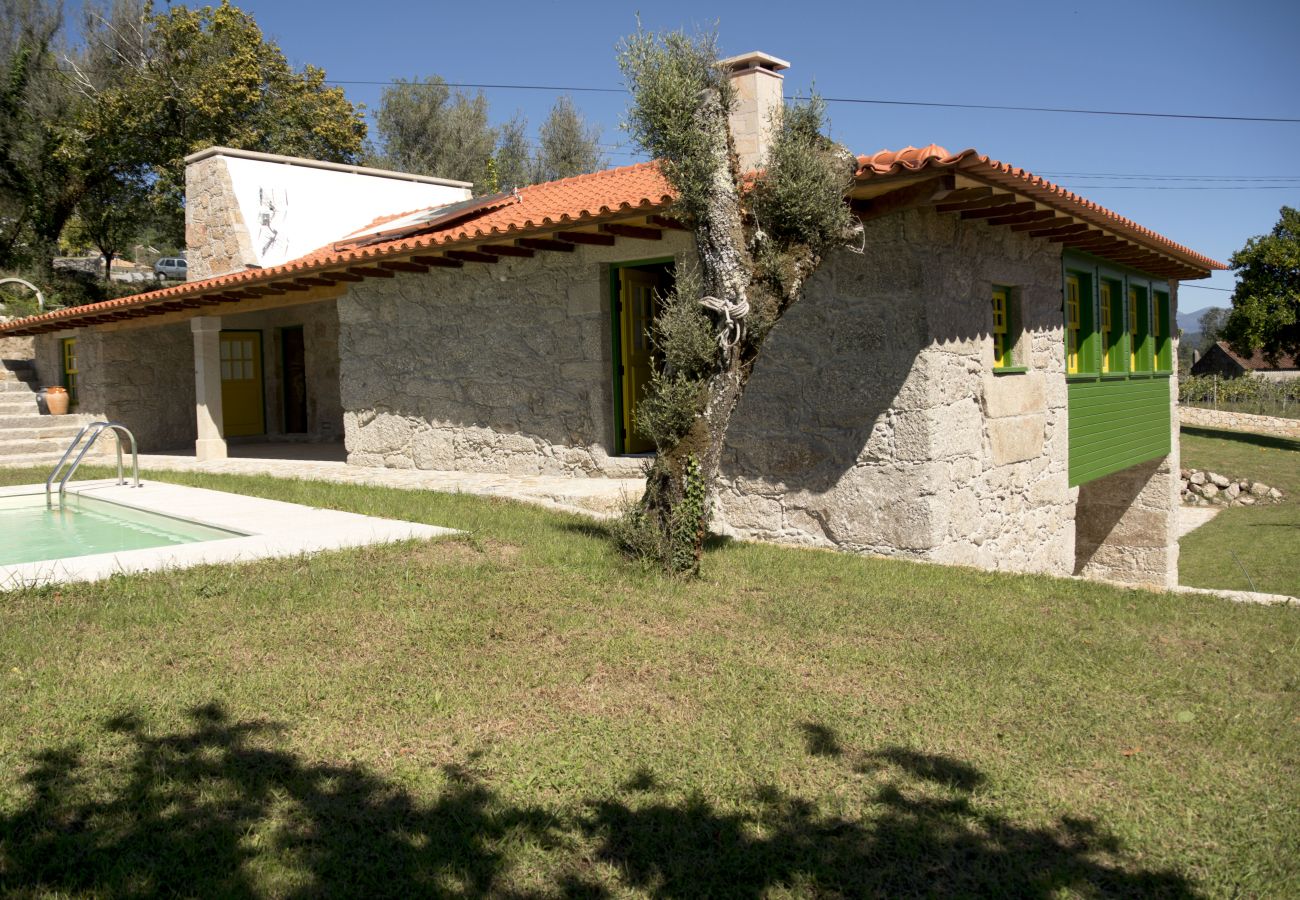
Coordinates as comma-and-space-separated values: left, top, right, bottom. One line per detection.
220, 330, 265, 437
612, 260, 673, 454
280, 326, 308, 434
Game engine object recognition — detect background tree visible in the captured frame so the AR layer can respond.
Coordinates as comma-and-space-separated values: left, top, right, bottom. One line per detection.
79, 0, 365, 248
1197, 306, 1228, 351
3, 0, 365, 284
1222, 206, 1300, 364
613, 27, 858, 575
0, 0, 81, 273
535, 95, 606, 182
370, 75, 496, 186
492, 114, 533, 191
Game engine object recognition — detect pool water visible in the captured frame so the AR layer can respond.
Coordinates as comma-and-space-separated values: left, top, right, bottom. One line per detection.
0, 493, 243, 565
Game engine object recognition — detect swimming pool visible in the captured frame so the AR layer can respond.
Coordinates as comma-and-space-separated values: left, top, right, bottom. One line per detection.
0, 479, 456, 589
0, 492, 243, 566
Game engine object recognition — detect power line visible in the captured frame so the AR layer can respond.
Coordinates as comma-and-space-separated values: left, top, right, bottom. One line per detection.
1055, 184, 1300, 190
37, 66, 1300, 124
812, 94, 1300, 124
1181, 285, 1234, 292
325, 78, 1300, 124
1039, 172, 1300, 180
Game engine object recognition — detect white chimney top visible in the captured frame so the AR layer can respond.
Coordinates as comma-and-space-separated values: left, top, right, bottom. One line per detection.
719, 52, 790, 172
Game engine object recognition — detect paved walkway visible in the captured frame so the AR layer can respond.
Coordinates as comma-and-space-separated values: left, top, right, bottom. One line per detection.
137, 444, 644, 518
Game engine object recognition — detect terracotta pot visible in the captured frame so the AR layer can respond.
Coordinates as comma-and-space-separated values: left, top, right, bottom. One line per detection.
45, 386, 69, 415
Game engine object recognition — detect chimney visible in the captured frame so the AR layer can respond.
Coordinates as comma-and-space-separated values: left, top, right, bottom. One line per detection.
720, 51, 790, 173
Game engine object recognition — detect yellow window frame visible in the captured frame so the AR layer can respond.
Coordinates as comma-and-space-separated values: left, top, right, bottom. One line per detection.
1099, 282, 1112, 372
992, 287, 1011, 369
61, 338, 78, 407
1065, 275, 1081, 374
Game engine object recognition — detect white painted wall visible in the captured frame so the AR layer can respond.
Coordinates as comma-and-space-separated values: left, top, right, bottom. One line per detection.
220, 154, 473, 268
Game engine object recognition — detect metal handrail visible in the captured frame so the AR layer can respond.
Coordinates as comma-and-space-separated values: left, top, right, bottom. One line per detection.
45, 421, 140, 508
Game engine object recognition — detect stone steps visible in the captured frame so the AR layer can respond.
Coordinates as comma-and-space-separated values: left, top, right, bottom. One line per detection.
0, 361, 103, 462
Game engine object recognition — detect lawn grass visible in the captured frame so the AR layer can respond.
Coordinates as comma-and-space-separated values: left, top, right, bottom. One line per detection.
1, 465, 1297, 896
1179, 426, 1300, 598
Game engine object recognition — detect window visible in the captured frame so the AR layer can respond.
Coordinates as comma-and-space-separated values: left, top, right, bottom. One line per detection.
992, 285, 1022, 371
1099, 278, 1125, 373
1065, 275, 1081, 373
1129, 284, 1151, 372
61, 338, 78, 408
1065, 270, 1099, 375
1153, 290, 1172, 371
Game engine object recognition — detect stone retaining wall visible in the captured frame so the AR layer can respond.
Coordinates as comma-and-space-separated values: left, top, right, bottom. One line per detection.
1179, 405, 1300, 439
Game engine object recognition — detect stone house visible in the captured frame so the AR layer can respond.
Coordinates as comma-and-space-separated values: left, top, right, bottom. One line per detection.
1190, 341, 1298, 382
0, 52, 1224, 589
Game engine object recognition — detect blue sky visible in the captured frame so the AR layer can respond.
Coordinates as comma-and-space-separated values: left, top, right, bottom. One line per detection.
160, 1, 1300, 311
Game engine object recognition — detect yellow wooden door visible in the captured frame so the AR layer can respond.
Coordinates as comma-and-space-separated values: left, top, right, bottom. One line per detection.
220, 331, 265, 437
619, 268, 666, 454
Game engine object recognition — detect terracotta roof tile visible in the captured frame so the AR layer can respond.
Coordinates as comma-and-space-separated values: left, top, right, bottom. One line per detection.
0, 149, 1225, 336
856, 145, 1226, 273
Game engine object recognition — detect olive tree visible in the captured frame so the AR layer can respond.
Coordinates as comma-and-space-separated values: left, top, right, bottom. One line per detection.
612, 28, 859, 575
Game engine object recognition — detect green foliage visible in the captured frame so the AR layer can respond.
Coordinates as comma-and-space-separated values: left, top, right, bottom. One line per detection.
1180, 373, 1300, 418
651, 264, 716, 380
750, 95, 857, 257
617, 26, 730, 223
634, 370, 704, 449
493, 115, 533, 191
1, 0, 367, 263
0, 0, 82, 269
371, 75, 495, 185
1197, 307, 1229, 349
536, 95, 606, 183
1223, 206, 1300, 363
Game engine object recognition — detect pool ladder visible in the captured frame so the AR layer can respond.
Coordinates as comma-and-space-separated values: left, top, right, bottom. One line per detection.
45, 421, 140, 509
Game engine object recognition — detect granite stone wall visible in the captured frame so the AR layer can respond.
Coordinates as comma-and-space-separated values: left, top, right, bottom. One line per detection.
338, 235, 690, 475
185, 155, 257, 281
714, 206, 1076, 577
34, 323, 196, 451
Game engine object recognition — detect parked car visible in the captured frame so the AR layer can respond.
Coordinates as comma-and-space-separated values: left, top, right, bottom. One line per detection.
153, 257, 188, 280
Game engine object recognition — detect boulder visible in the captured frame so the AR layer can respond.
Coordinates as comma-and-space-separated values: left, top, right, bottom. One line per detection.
1209, 472, 1230, 488
1190, 471, 1207, 486
1250, 482, 1271, 496
1240, 495, 1256, 505
1200, 483, 1220, 499
1269, 488, 1284, 501
1225, 483, 1241, 499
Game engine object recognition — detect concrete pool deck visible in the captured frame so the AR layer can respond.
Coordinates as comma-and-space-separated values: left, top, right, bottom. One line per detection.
134, 442, 645, 518
0, 479, 456, 589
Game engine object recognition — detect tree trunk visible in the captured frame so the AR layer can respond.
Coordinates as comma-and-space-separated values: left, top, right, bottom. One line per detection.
638, 83, 755, 575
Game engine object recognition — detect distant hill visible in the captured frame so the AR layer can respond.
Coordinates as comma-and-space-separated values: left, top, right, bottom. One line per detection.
1178, 306, 1227, 333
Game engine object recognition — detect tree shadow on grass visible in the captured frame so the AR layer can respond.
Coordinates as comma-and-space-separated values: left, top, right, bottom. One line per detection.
1, 706, 1199, 897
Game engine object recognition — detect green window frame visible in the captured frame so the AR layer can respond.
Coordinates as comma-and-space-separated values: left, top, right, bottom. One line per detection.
1128, 283, 1152, 373
992, 285, 1025, 372
61, 338, 78, 408
1099, 277, 1126, 374
1153, 289, 1173, 372
1065, 269, 1099, 375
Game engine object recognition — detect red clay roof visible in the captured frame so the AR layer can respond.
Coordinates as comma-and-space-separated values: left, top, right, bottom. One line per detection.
856, 144, 1226, 274
0, 149, 1224, 336
1209, 341, 1298, 371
